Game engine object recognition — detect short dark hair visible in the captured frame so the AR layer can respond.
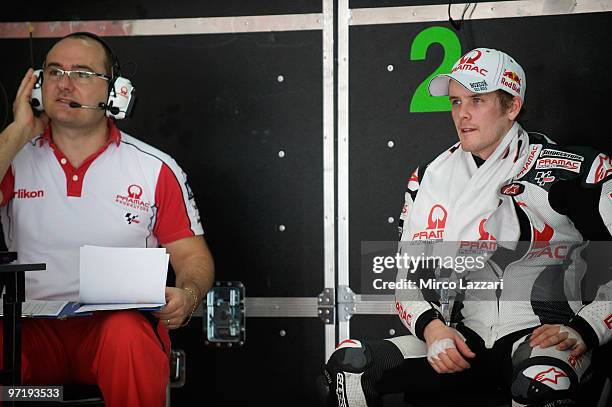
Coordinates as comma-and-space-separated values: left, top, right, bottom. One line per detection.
49, 33, 116, 77
495, 90, 525, 121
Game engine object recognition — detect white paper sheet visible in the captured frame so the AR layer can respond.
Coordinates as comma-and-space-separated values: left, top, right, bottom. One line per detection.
79, 246, 168, 305
74, 303, 163, 313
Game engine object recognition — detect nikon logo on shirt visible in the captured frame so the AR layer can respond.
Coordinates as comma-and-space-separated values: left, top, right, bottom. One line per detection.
14, 189, 44, 199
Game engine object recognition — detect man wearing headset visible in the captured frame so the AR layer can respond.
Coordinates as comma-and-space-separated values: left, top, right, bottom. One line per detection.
0, 32, 214, 406
320, 48, 612, 406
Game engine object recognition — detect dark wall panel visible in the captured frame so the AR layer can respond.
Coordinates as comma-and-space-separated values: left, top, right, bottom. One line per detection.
0, 0, 322, 21
171, 317, 325, 406
0, 30, 325, 298
349, 314, 407, 340
0, 22, 326, 404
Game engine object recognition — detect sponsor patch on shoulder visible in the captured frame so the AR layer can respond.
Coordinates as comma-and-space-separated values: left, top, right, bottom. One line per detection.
539, 149, 584, 161
586, 154, 612, 184
516, 145, 541, 179
500, 183, 525, 196
535, 157, 581, 173
500, 183, 524, 196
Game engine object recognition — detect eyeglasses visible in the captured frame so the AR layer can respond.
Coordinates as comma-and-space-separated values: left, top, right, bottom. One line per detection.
44, 67, 110, 85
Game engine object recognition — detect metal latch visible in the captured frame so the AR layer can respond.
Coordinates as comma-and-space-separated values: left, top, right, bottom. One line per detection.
204, 281, 245, 347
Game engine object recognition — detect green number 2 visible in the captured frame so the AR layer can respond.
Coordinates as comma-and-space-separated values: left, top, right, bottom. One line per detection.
409, 26, 461, 113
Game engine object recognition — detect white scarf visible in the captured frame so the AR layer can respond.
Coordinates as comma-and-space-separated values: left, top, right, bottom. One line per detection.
404, 122, 530, 243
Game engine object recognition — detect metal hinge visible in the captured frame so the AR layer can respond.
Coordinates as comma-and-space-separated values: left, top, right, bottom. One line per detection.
317, 287, 335, 324
337, 285, 356, 322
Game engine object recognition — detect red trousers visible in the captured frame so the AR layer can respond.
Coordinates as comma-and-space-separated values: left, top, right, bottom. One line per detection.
0, 310, 170, 407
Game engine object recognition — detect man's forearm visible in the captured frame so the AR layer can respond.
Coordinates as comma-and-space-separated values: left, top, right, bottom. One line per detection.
175, 253, 215, 303
0, 122, 31, 188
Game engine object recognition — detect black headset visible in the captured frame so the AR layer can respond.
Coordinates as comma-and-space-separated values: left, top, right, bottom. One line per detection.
30, 31, 136, 119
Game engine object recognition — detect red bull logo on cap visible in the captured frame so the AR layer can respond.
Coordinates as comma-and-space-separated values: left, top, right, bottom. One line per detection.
451, 50, 488, 76
502, 70, 522, 85
501, 70, 522, 94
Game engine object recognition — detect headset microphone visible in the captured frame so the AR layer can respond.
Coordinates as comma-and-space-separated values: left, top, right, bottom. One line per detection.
68, 101, 100, 109
69, 101, 120, 115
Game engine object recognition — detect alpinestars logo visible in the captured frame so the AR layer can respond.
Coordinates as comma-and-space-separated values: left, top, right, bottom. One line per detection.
116, 184, 151, 212
605, 314, 612, 330
500, 183, 524, 196
125, 213, 140, 224
588, 154, 612, 184
524, 365, 570, 390
412, 204, 447, 240
336, 373, 347, 407
534, 368, 568, 385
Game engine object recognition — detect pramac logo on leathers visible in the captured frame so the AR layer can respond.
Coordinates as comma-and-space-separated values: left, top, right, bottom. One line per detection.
412, 204, 448, 241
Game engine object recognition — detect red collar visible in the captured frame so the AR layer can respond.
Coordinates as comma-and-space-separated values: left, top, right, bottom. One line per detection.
39, 118, 121, 147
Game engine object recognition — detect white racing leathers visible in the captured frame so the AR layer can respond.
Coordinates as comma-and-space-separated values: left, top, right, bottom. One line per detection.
396, 125, 612, 351
321, 125, 612, 407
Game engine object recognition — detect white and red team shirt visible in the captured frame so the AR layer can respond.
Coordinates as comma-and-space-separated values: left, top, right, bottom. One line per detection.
0, 121, 203, 301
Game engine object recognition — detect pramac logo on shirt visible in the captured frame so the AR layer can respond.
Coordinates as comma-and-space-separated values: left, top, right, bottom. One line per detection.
14, 189, 44, 199
115, 184, 151, 212
127, 184, 143, 199
412, 204, 447, 241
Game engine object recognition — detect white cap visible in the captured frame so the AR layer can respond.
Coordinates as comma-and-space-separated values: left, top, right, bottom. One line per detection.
428, 48, 526, 101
